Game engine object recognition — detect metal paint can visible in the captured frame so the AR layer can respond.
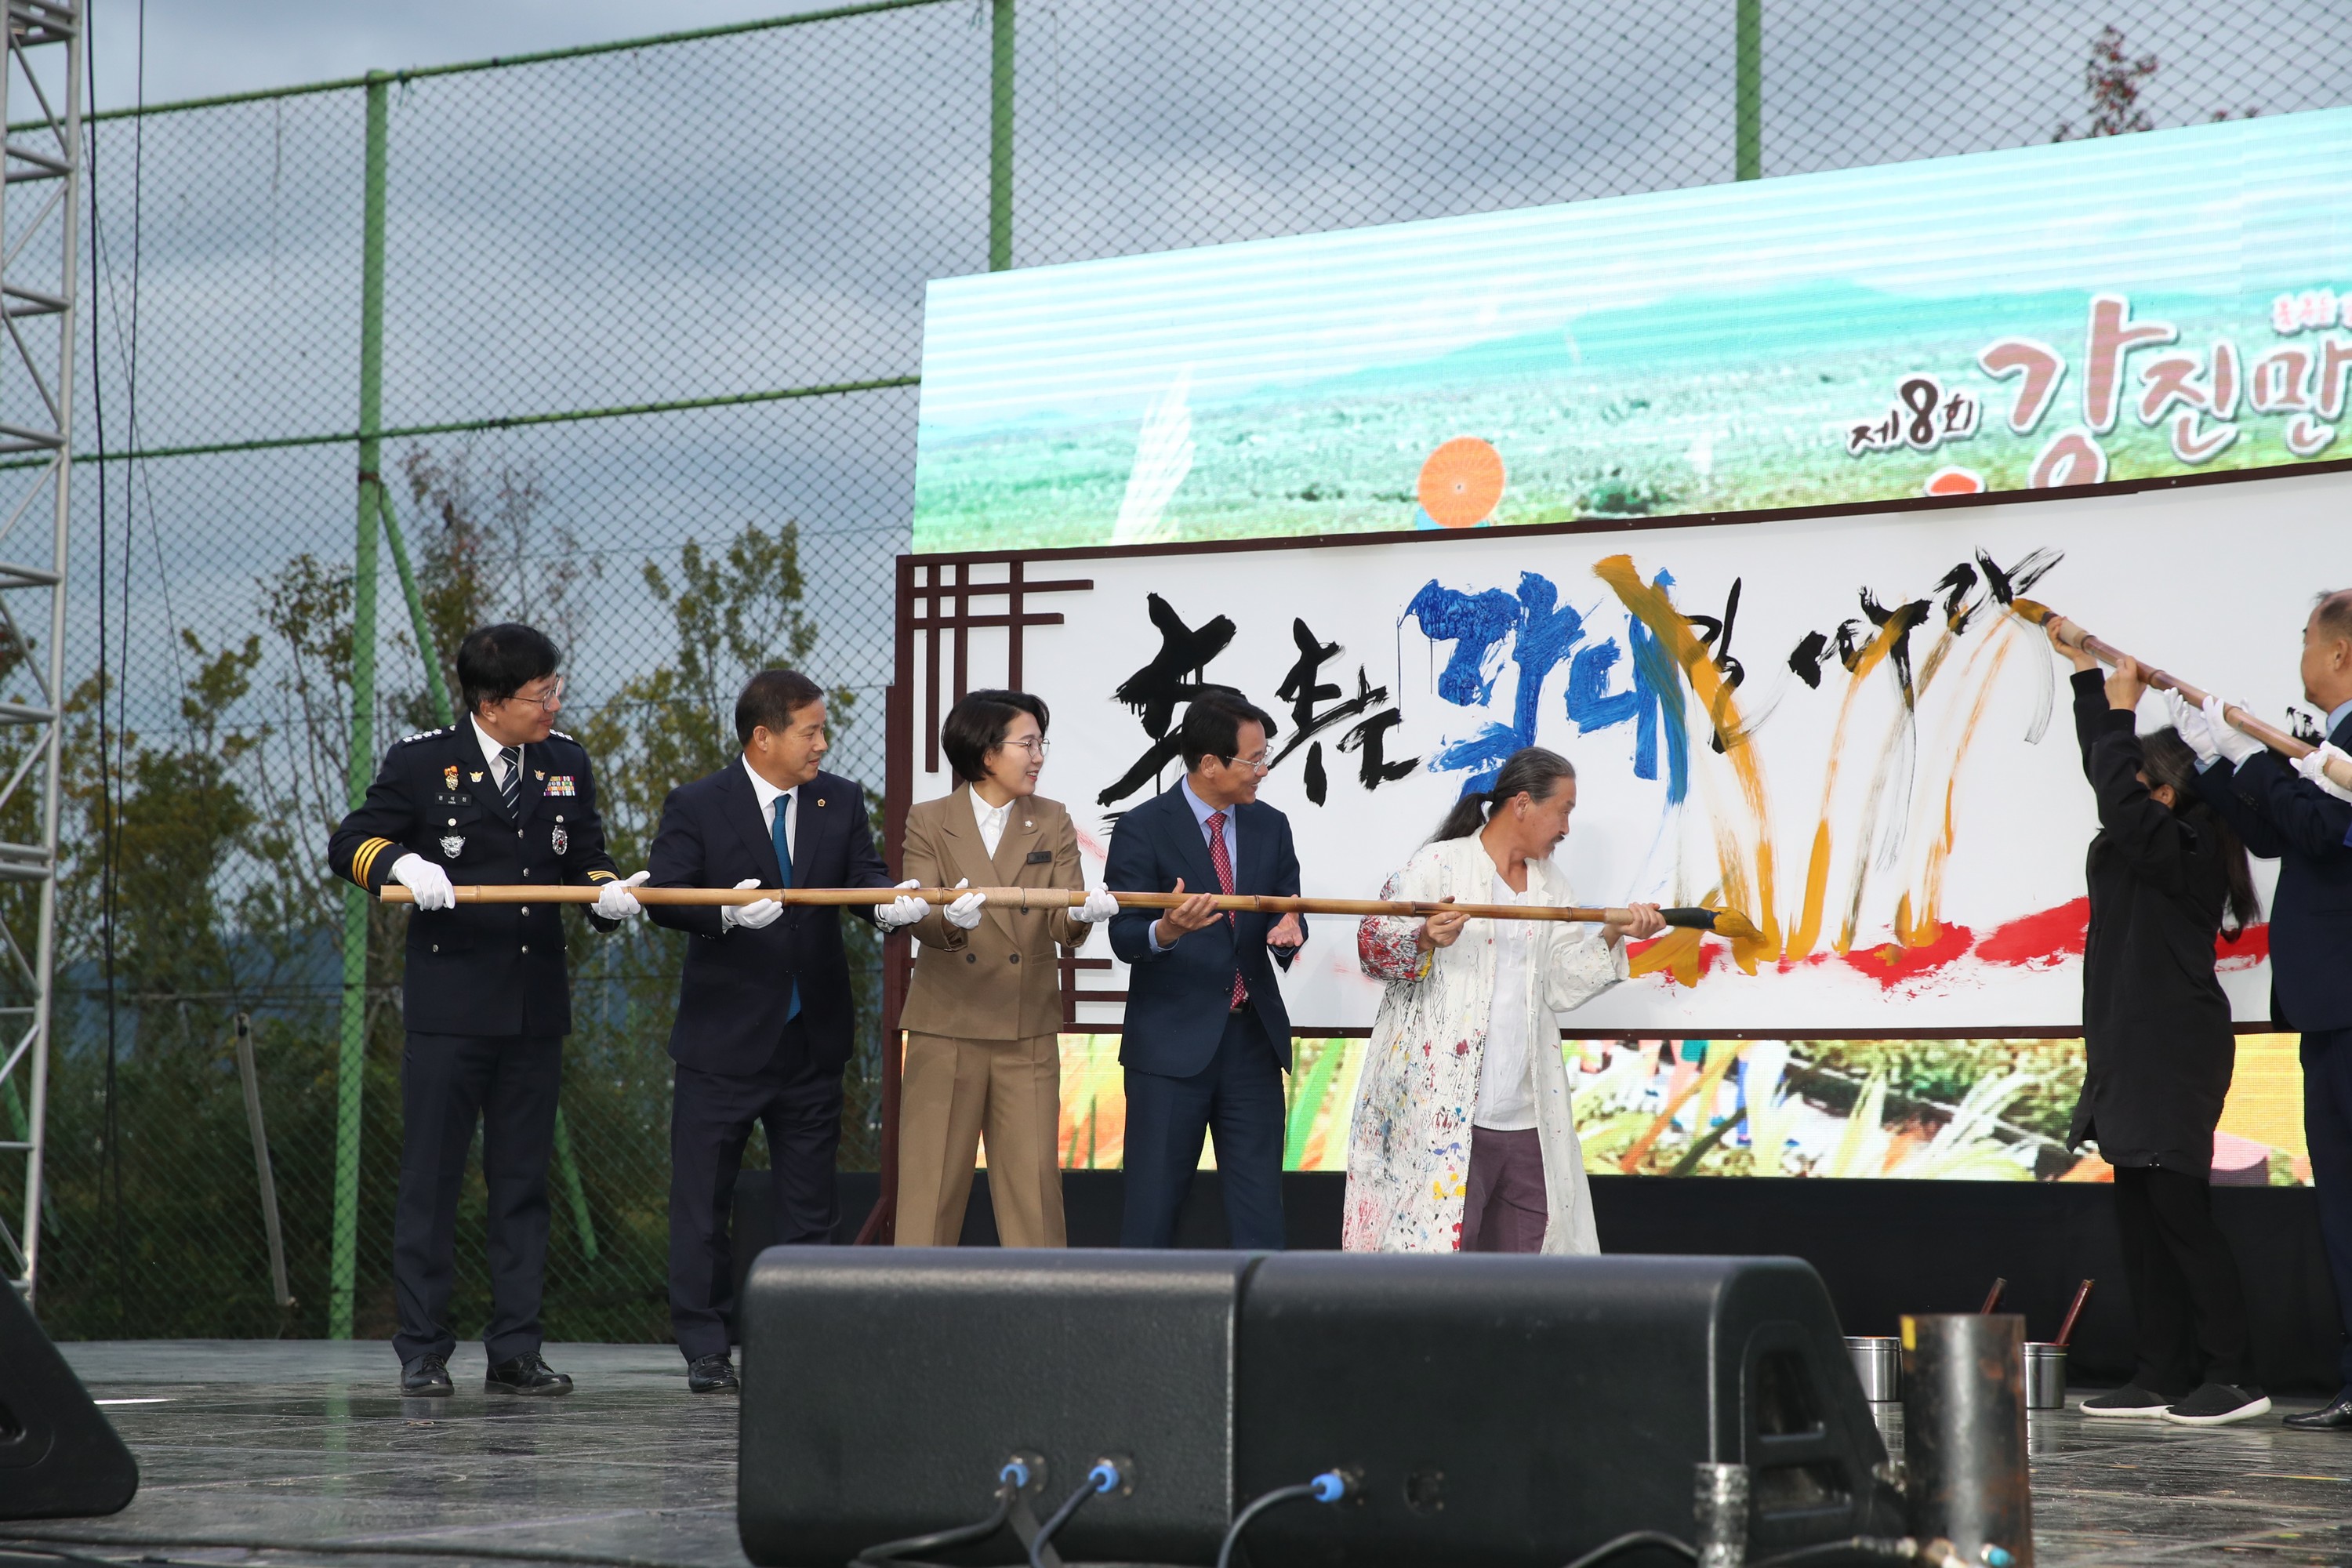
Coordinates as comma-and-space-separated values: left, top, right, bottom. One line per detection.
1847, 1334, 1902, 1402
1901, 1312, 2033, 1568
2022, 1341, 2067, 1411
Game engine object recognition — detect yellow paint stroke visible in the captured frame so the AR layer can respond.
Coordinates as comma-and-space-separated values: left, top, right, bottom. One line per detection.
1901, 625, 2017, 941
1594, 555, 1780, 969
1831, 613, 1965, 953
1788, 613, 1949, 960
1630, 924, 1710, 988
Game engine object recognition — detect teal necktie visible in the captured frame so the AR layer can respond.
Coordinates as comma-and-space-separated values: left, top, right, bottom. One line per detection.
774, 793, 799, 1023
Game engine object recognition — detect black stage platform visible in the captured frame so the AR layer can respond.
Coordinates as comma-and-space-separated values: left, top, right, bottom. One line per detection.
771, 1171, 2346, 1390
2, 1341, 2347, 1568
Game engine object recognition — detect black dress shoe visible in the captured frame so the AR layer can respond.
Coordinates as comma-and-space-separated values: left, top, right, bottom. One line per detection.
485, 1352, 574, 1396
687, 1354, 739, 1396
400, 1354, 453, 1397
2284, 1388, 2352, 1429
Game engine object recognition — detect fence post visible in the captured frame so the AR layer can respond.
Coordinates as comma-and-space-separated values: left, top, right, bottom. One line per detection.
989, 0, 1014, 270
1734, 0, 1761, 180
330, 71, 391, 1341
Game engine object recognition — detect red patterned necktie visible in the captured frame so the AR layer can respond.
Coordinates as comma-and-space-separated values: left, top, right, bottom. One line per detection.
1205, 811, 1246, 1009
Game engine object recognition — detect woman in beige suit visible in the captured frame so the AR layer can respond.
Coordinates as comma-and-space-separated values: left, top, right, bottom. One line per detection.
895, 689, 1117, 1246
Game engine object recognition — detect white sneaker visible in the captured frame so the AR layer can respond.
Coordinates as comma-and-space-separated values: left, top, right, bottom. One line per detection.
2161, 1382, 2273, 1427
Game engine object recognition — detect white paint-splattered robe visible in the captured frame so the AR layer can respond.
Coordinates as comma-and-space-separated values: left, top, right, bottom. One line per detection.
1341, 835, 1630, 1254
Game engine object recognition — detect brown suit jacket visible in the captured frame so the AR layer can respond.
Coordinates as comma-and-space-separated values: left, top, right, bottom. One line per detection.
898, 785, 1092, 1040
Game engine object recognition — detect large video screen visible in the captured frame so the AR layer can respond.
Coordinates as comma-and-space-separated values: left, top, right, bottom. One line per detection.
915, 107, 2352, 554
1045, 1035, 2308, 1187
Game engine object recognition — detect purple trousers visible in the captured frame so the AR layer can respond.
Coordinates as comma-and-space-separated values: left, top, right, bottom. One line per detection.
1461, 1124, 1548, 1253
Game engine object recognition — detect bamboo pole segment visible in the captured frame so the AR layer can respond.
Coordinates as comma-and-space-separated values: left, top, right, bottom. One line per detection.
2014, 597, 2352, 791
376, 882, 1762, 938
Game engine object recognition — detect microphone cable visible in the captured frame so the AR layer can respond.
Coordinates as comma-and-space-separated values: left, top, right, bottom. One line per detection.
1215, 1470, 1353, 1568
852, 1457, 1032, 1566
1028, 1459, 1127, 1568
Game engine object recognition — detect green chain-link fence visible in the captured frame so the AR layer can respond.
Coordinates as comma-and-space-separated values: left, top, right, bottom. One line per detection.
5, 0, 2345, 1341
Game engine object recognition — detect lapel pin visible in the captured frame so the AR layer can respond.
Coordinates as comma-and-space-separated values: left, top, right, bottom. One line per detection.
469, 771, 484, 782
535, 769, 545, 781
816, 798, 826, 808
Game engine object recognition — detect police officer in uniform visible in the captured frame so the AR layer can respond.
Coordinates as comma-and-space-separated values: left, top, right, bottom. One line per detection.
329, 622, 648, 1397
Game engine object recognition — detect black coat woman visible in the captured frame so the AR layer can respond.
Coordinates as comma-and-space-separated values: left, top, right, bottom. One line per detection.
2050, 622, 2267, 1427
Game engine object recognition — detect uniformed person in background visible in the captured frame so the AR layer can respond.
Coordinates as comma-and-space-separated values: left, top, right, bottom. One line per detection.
329, 622, 650, 1399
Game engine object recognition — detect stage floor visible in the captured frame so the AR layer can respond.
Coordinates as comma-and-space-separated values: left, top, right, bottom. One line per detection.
3, 1342, 2348, 1568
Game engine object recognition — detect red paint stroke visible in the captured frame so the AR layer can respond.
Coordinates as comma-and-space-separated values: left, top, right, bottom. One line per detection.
1976, 898, 2089, 967
1839, 920, 1977, 988
2215, 922, 2270, 971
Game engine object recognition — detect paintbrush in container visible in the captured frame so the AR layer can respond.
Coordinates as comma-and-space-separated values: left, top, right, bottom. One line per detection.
1978, 1276, 2007, 1313
2053, 1278, 2095, 1348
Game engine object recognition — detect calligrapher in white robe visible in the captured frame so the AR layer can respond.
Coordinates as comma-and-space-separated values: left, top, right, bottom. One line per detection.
1342, 833, 1629, 1254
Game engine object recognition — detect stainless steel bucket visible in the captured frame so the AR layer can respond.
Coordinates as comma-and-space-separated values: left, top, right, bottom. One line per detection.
2023, 1341, 2067, 1410
1846, 1334, 1901, 1402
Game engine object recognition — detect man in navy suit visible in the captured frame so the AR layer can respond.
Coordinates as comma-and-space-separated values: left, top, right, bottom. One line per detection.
1106, 691, 1306, 1250
646, 669, 925, 1392
2182, 589, 2352, 1428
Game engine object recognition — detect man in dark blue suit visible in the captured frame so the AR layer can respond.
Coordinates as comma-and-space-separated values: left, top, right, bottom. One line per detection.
2183, 589, 2352, 1428
1106, 691, 1306, 1250
646, 669, 924, 1393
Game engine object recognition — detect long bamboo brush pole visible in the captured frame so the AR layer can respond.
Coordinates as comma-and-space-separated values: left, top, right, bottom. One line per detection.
376, 882, 1762, 938
2013, 597, 2352, 791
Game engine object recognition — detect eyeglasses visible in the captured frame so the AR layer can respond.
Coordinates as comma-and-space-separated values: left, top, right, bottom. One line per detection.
502, 676, 565, 711
1222, 750, 1273, 774
1000, 737, 1052, 757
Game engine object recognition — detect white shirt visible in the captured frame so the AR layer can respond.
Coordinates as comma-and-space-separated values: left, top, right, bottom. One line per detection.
1472, 869, 1541, 1131
742, 756, 798, 866
471, 717, 519, 787
971, 788, 1013, 858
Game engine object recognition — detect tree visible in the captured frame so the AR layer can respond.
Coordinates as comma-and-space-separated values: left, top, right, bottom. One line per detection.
2053, 24, 2256, 141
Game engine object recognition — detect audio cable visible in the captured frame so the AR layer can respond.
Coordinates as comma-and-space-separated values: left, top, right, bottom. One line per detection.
1027, 1457, 1129, 1568
853, 1457, 1033, 1566
1215, 1470, 1355, 1568
1560, 1533, 2015, 1568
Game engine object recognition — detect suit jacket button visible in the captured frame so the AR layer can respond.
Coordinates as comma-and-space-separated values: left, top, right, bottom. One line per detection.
965, 953, 977, 964
520, 906, 530, 916
431, 944, 439, 953
521, 945, 530, 953
1008, 953, 1020, 964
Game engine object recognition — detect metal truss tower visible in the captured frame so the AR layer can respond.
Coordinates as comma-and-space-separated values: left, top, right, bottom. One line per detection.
0, 0, 82, 1305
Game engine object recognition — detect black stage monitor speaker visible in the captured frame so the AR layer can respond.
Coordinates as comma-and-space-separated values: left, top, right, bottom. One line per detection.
739, 1249, 1249, 1566
0, 1283, 139, 1520
736, 1249, 1896, 1568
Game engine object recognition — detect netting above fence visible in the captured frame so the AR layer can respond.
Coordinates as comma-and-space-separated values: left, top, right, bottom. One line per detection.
4, 0, 2343, 1340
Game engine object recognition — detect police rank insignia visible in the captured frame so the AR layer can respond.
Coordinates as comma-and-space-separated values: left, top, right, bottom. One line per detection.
443, 765, 460, 790
550, 826, 569, 855
546, 775, 576, 797
469, 771, 484, 782
440, 835, 465, 858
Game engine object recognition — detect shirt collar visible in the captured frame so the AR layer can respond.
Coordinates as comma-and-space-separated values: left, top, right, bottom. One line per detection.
971, 786, 1012, 829
741, 754, 793, 814
2330, 698, 2352, 738
1178, 775, 1228, 826
470, 717, 514, 773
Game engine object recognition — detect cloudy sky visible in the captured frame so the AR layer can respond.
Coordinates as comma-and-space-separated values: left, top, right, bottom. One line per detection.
89, 1, 797, 107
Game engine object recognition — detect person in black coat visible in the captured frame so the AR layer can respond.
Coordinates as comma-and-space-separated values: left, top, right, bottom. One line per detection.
2049, 626, 2267, 1427
328, 622, 650, 1398
644, 669, 925, 1393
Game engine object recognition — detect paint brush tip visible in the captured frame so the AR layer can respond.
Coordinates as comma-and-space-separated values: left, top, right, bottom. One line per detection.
2009, 597, 2053, 624
1711, 910, 1762, 942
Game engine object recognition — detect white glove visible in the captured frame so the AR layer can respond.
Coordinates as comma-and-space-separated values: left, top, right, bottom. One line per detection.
942, 877, 986, 931
593, 869, 649, 921
1073, 889, 1120, 924
390, 852, 456, 911
2203, 695, 2265, 767
874, 878, 931, 931
722, 876, 783, 931
2293, 742, 2352, 803
2167, 690, 2220, 765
